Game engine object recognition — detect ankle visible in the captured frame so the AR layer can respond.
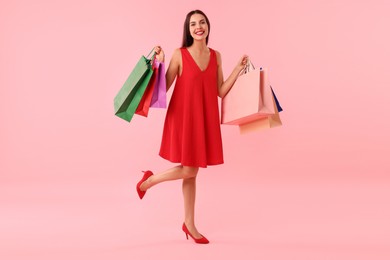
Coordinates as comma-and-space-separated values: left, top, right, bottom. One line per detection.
139, 178, 150, 191
145, 176, 154, 189
184, 220, 195, 228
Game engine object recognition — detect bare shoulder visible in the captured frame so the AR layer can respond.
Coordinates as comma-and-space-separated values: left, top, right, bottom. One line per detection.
213, 49, 222, 65
171, 48, 182, 62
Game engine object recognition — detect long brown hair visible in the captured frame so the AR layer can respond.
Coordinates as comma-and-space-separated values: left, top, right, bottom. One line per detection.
181, 10, 210, 48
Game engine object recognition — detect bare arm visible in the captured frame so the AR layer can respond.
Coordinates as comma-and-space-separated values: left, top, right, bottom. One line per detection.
165, 49, 181, 92
153, 46, 181, 92
216, 51, 248, 98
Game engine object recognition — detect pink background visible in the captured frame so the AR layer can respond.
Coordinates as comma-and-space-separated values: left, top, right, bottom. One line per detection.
1, 0, 389, 259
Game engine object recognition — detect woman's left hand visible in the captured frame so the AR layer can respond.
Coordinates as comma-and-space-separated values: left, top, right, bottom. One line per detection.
236, 55, 249, 72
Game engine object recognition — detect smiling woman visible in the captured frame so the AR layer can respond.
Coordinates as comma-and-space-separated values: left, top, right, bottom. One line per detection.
135, 9, 248, 245
183, 10, 210, 47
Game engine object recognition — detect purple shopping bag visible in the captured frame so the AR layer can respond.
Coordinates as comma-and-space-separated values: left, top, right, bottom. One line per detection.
150, 60, 167, 108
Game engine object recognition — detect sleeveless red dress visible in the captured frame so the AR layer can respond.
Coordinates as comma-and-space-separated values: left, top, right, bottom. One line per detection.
159, 48, 224, 168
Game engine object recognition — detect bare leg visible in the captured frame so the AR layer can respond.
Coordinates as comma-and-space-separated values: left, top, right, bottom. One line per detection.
139, 165, 197, 190
139, 165, 203, 238
183, 174, 203, 239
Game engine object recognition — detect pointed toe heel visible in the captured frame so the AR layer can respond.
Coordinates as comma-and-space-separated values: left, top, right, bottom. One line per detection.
182, 223, 209, 244
136, 170, 153, 200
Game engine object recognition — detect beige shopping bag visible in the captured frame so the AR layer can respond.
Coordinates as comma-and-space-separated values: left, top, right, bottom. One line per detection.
239, 93, 282, 134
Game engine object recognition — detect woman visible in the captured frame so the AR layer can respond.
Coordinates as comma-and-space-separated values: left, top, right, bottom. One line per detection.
136, 10, 248, 244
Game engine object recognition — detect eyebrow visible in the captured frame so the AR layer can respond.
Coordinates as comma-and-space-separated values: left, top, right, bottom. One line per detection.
190, 19, 206, 24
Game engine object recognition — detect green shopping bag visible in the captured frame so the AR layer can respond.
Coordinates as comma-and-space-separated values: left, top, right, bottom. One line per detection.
114, 49, 155, 122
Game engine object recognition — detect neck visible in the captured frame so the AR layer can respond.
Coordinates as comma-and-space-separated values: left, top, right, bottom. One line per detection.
189, 40, 208, 52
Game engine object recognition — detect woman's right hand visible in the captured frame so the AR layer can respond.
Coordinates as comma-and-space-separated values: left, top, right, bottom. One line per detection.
154, 46, 165, 62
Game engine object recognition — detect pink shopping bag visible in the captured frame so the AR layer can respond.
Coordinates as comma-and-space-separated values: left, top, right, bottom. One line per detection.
150, 61, 167, 108
221, 66, 276, 125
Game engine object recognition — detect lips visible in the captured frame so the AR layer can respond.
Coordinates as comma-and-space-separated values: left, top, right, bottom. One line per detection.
195, 30, 205, 36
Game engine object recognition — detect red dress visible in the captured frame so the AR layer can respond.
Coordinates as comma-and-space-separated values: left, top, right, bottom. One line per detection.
159, 48, 224, 168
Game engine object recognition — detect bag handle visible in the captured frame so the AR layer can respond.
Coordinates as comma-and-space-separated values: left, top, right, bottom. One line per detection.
244, 59, 256, 73
145, 48, 157, 63
239, 58, 256, 76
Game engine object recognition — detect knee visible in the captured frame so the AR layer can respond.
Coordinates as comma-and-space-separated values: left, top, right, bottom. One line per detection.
182, 167, 198, 179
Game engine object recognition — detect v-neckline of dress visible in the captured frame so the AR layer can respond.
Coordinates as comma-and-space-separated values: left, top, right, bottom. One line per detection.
185, 48, 211, 73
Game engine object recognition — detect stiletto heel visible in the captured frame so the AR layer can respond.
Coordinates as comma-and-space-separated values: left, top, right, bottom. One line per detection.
136, 170, 153, 199
182, 223, 209, 244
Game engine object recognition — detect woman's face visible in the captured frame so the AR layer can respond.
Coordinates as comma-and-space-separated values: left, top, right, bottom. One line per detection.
189, 13, 209, 42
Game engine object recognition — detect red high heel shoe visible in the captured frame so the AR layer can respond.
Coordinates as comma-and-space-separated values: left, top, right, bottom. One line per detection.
182, 223, 209, 244
136, 170, 153, 199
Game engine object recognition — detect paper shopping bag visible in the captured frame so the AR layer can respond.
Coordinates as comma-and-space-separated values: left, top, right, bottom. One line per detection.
271, 86, 283, 112
239, 93, 282, 134
221, 67, 276, 125
135, 60, 158, 117
114, 49, 155, 122
150, 61, 167, 108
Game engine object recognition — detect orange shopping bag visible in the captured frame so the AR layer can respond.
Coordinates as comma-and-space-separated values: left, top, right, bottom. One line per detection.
238, 93, 282, 134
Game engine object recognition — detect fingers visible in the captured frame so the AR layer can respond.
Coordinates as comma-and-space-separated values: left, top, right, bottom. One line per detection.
236, 55, 249, 72
153, 45, 165, 62
241, 55, 249, 65
154, 45, 163, 55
